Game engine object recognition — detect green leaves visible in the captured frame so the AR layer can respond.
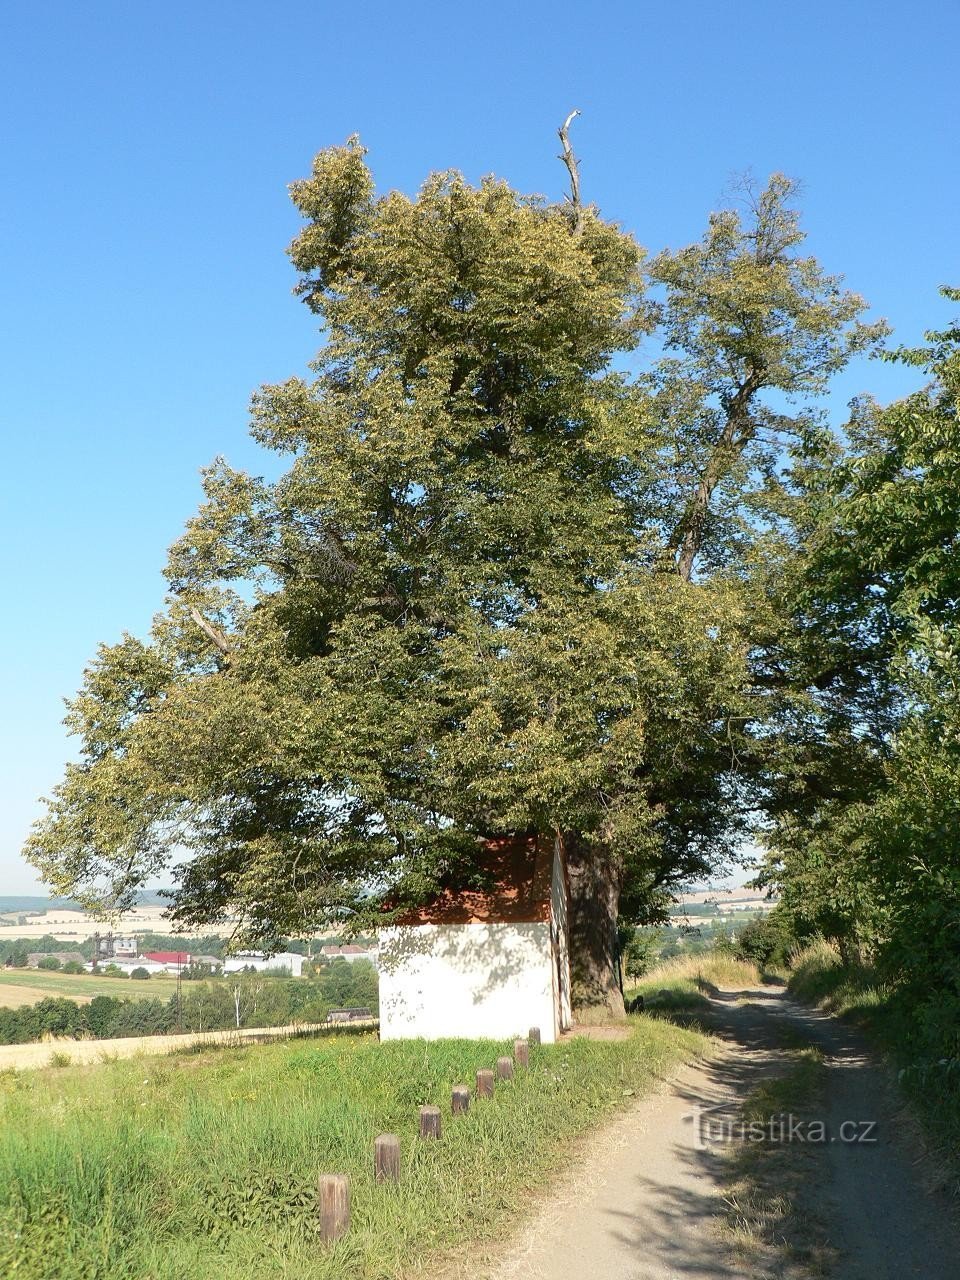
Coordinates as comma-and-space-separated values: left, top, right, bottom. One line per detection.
762, 289, 960, 1035
26, 142, 892, 947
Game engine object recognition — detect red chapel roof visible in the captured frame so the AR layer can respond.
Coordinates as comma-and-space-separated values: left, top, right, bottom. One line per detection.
394, 834, 558, 926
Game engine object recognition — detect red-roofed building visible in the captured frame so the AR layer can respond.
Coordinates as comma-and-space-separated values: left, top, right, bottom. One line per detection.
320, 944, 376, 963
377, 834, 572, 1043
142, 951, 191, 974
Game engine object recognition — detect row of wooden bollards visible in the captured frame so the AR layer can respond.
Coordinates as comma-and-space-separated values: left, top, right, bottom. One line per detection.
317, 1027, 541, 1243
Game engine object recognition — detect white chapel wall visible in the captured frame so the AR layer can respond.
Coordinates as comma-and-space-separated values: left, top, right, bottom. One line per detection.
378, 921, 557, 1043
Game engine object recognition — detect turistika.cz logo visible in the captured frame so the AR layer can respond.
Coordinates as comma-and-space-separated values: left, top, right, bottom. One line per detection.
684, 1105, 878, 1149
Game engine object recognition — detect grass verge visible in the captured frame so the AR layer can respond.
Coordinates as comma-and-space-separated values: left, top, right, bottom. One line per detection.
718, 1046, 835, 1278
0, 1019, 707, 1280
788, 939, 960, 1197
625, 953, 765, 1019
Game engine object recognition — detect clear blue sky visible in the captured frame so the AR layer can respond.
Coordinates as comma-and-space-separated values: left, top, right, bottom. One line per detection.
2, 1, 957, 893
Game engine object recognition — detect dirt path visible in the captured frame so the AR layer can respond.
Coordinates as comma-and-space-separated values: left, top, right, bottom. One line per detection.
478, 984, 959, 1280
0, 1020, 376, 1070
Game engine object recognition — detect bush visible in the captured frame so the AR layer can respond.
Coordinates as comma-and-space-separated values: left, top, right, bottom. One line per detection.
36, 956, 61, 971
622, 928, 662, 981
61, 961, 85, 974
734, 909, 805, 969
713, 926, 736, 956
130, 968, 151, 981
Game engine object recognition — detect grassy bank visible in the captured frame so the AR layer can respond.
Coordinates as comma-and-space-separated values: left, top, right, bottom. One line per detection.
788, 939, 960, 1191
0, 1019, 707, 1280
787, 939, 888, 1013
626, 953, 765, 1016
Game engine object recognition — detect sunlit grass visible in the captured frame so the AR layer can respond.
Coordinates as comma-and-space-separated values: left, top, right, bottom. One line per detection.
787, 939, 892, 1017
625, 952, 764, 1015
0, 1019, 707, 1279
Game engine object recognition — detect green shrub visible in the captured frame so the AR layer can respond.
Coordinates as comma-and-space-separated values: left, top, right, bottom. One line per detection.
735, 908, 805, 970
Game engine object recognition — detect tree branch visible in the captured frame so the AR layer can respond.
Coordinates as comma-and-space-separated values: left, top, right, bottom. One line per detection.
189, 607, 233, 657
666, 367, 764, 580
557, 109, 584, 237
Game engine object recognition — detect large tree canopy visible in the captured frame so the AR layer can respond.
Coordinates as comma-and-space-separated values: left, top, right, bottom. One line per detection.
761, 297, 960, 1038
27, 134, 881, 1011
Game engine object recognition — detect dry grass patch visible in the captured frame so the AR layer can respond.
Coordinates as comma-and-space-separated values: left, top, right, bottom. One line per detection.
625, 952, 765, 1019
718, 1047, 836, 1278
0, 983, 88, 1009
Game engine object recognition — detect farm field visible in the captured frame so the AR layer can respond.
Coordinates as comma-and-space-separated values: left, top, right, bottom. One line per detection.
0, 968, 175, 1006
0, 1020, 343, 1070
0, 1018, 708, 1280
0, 905, 193, 941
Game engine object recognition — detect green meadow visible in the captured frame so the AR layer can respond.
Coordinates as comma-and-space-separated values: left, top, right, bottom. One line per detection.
0, 967, 171, 1005
0, 1020, 706, 1280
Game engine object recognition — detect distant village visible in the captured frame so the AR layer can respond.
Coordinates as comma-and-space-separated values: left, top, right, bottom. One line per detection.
12, 935, 378, 976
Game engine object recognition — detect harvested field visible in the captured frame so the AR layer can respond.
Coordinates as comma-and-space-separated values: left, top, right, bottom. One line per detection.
0, 983, 88, 1009
0, 1020, 350, 1071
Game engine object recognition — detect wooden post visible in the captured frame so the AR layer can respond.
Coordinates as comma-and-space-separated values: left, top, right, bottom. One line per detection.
476, 1068, 495, 1098
419, 1104, 441, 1139
514, 1039, 530, 1068
317, 1174, 350, 1242
451, 1084, 471, 1114
529, 1026, 541, 1046
374, 1133, 400, 1182
496, 1055, 514, 1081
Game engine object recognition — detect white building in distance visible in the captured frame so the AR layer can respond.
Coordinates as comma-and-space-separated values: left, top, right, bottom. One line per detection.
222, 951, 305, 977
320, 944, 377, 966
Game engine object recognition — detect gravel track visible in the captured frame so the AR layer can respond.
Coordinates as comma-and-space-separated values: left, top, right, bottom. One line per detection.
475, 984, 959, 1280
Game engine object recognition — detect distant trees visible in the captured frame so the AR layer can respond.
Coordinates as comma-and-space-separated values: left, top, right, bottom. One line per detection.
0, 935, 60, 966
86, 995, 122, 1037
0, 958, 380, 1045
0, 998, 88, 1043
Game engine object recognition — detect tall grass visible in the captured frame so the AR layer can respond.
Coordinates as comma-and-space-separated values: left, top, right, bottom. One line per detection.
788, 938, 960, 1194
640, 952, 763, 989
0, 1020, 706, 1279
625, 952, 764, 1014
787, 939, 898, 1027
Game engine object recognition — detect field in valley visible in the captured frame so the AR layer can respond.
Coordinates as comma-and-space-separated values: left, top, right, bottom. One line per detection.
0, 904, 193, 941
0, 967, 175, 1006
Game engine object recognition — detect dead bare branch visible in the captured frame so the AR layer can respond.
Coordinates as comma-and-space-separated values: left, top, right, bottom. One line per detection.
557, 109, 584, 237
189, 607, 233, 657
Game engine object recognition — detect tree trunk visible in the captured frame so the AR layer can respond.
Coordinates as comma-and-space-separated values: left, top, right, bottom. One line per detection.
564, 832, 625, 1020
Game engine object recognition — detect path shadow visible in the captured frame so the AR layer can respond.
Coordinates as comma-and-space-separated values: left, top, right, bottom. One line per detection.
621, 986, 960, 1279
